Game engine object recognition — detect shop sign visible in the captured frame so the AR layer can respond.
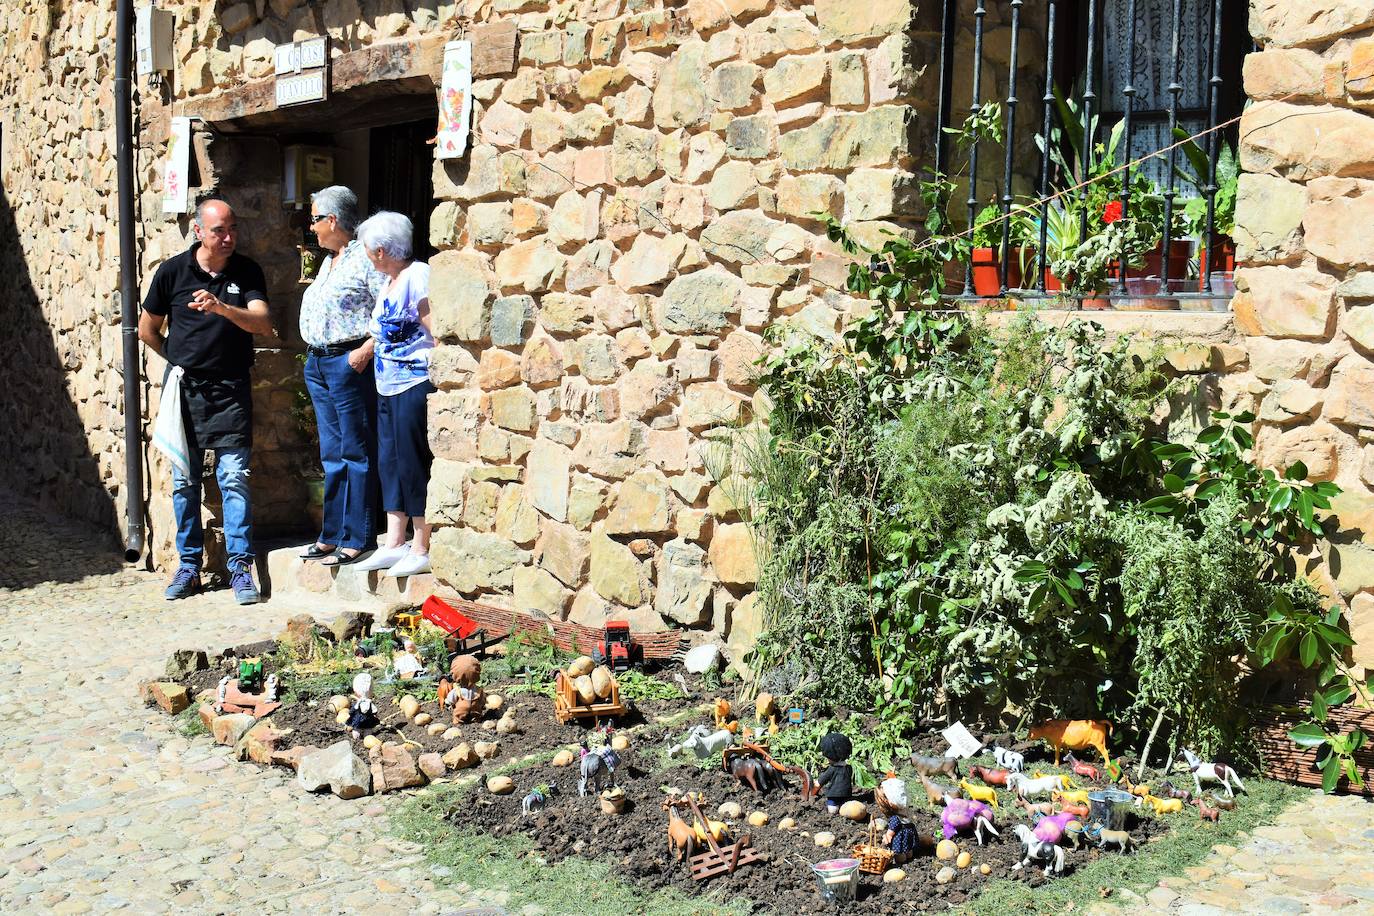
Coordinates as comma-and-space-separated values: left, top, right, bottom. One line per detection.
435, 40, 473, 160
274, 37, 328, 108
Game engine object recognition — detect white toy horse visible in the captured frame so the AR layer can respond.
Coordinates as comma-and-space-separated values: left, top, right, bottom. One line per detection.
1007, 772, 1064, 799
1011, 824, 1065, 876
992, 744, 1025, 773
1177, 748, 1246, 798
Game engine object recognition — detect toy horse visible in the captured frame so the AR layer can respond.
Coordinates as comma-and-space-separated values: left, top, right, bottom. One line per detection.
1194, 797, 1221, 822
1209, 794, 1237, 811
1097, 828, 1133, 854
1063, 751, 1100, 782
1009, 773, 1065, 799
1032, 811, 1080, 845
959, 779, 999, 809
970, 764, 1011, 787
728, 752, 782, 794
578, 744, 620, 796
1158, 780, 1192, 802
1012, 824, 1066, 876
663, 797, 699, 864
1016, 795, 1054, 817
1178, 748, 1246, 798
940, 795, 999, 844
992, 744, 1025, 773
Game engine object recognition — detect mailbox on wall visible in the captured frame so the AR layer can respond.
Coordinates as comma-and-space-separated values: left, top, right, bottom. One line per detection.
282, 145, 335, 208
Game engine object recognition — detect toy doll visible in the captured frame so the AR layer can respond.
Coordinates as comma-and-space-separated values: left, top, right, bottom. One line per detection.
816, 732, 854, 815
875, 775, 923, 864
347, 672, 379, 738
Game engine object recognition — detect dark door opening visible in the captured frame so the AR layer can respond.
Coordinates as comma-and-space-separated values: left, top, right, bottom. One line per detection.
368, 118, 436, 262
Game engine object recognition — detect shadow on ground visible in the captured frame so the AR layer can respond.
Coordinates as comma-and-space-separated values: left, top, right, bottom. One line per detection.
0, 489, 124, 589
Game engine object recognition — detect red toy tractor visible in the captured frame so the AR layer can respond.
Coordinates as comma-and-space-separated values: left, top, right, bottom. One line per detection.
591, 621, 643, 672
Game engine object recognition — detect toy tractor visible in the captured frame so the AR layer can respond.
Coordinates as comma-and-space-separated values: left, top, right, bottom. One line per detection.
238, 657, 265, 694
591, 621, 643, 672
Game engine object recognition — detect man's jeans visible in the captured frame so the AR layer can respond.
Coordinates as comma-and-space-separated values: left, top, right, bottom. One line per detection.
303, 351, 378, 550
172, 447, 254, 570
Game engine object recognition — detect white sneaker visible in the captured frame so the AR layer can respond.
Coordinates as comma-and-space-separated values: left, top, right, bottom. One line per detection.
353, 544, 410, 572
387, 550, 432, 578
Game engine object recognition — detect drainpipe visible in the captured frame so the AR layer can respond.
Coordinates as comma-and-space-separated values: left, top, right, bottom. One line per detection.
115, 0, 146, 563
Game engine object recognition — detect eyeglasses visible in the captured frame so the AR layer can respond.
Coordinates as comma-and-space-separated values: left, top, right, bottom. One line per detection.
309, 213, 331, 225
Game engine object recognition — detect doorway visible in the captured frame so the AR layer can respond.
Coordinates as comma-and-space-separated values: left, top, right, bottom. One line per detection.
368, 118, 436, 261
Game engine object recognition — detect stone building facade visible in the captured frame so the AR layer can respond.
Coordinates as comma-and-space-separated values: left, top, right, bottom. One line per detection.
2, 0, 1374, 668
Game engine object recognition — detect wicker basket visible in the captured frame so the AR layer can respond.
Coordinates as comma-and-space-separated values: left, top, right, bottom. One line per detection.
852, 822, 892, 875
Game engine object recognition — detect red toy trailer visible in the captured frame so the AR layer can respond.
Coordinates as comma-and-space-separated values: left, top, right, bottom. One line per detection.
421, 595, 510, 658
592, 620, 643, 672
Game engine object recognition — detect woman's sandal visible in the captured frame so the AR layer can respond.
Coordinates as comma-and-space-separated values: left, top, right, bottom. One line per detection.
320, 548, 372, 567
300, 543, 336, 560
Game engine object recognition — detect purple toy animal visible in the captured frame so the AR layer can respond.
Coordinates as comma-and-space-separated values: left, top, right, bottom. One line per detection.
940, 795, 1000, 844
1033, 811, 1080, 845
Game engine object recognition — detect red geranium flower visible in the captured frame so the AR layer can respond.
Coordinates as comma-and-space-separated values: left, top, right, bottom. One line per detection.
1102, 200, 1124, 224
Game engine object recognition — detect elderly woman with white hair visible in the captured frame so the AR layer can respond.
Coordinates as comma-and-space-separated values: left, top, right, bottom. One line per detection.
299, 185, 385, 567
353, 210, 435, 578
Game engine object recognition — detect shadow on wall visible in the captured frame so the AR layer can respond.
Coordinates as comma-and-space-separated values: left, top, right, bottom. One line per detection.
0, 181, 124, 584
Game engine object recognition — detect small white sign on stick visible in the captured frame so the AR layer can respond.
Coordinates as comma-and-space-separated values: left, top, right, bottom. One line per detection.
941, 721, 983, 759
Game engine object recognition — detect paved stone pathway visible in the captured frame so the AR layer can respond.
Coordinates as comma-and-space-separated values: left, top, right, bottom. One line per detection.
0, 491, 505, 915
0, 488, 1371, 915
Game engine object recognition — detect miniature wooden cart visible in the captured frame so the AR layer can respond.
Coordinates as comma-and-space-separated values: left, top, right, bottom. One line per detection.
684, 796, 761, 881
553, 670, 627, 724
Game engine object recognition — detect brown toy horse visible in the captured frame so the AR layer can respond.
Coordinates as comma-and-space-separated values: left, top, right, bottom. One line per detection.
663, 797, 699, 864
1016, 795, 1054, 817
970, 764, 1011, 787
1194, 797, 1221, 823
1063, 751, 1101, 782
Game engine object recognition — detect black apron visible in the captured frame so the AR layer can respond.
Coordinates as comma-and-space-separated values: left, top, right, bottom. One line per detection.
174, 368, 253, 453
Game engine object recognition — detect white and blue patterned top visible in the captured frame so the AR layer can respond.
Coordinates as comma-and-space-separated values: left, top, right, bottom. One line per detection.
370, 261, 434, 396
299, 240, 385, 348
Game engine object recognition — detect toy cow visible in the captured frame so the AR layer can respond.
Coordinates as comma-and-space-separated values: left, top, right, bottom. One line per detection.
992, 744, 1025, 773
667, 725, 734, 760
910, 753, 960, 780
1012, 824, 1065, 876
1026, 719, 1111, 767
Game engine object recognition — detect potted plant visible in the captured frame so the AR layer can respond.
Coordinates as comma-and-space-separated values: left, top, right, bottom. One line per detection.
970, 203, 1032, 295
1010, 199, 1078, 292
1050, 214, 1157, 307
1174, 132, 1239, 291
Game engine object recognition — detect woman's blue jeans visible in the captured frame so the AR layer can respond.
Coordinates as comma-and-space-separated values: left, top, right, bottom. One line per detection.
172, 447, 254, 570
304, 351, 378, 550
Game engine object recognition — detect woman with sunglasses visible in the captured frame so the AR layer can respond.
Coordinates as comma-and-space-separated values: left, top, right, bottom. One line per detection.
298, 186, 386, 566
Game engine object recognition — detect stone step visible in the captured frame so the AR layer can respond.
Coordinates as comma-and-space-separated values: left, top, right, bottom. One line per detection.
263, 541, 441, 611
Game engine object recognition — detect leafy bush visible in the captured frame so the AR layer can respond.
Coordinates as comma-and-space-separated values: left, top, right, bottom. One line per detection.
743, 111, 1341, 760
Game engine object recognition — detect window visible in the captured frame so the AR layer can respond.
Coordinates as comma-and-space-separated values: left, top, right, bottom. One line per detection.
939, 0, 1249, 302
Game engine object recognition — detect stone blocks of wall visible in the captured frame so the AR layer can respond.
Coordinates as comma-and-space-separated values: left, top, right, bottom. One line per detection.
422, 0, 926, 652
1237, 8, 1374, 670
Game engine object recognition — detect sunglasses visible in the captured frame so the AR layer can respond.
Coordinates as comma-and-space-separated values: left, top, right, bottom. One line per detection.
309, 213, 332, 225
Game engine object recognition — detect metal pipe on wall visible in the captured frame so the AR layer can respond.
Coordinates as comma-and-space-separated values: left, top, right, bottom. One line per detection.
115, 0, 146, 564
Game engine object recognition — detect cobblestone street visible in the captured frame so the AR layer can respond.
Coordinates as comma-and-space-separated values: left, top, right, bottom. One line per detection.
0, 488, 1372, 915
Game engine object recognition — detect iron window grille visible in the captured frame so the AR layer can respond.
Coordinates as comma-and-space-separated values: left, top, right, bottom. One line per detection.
936, 0, 1249, 308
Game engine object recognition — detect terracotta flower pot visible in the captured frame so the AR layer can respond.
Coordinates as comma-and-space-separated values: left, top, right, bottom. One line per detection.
1108, 240, 1193, 281
970, 247, 1025, 296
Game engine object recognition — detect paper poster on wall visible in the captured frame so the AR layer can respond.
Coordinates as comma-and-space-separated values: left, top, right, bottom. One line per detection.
435, 41, 473, 161
161, 116, 191, 214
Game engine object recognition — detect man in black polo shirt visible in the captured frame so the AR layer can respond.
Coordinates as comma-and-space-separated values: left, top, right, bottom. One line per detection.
139, 199, 273, 604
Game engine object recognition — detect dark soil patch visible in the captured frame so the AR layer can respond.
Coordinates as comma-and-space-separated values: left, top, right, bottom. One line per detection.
447, 740, 1172, 914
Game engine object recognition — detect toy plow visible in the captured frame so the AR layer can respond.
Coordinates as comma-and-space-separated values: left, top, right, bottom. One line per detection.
722, 742, 819, 801
683, 795, 761, 881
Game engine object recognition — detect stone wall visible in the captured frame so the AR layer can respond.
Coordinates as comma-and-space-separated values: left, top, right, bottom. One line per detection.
417, 0, 932, 655
1231, 0, 1374, 669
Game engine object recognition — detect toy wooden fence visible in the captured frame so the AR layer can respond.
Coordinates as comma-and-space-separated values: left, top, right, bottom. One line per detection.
425, 592, 689, 661
1253, 705, 1374, 796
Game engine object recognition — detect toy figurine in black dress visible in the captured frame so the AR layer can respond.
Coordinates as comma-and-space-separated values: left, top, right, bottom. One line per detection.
816, 732, 854, 814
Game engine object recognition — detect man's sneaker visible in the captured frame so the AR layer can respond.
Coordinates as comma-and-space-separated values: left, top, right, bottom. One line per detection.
230, 565, 259, 605
164, 566, 201, 600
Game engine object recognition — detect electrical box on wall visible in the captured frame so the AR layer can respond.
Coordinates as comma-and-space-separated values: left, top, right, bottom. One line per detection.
282, 145, 335, 207
135, 6, 174, 76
